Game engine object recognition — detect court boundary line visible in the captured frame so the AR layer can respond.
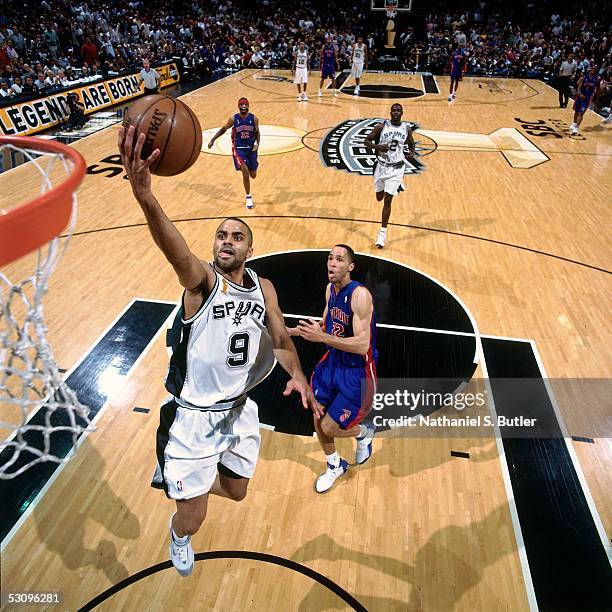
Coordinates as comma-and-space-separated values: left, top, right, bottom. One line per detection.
477, 337, 539, 611
528, 340, 612, 565
61, 216, 612, 276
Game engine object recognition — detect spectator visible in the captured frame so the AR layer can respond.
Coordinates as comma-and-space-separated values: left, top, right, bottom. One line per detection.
34, 71, 47, 90
0, 79, 11, 97
10, 76, 23, 95
81, 37, 98, 65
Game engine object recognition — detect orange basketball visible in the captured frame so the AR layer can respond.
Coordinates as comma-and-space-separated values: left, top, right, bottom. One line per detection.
122, 95, 202, 176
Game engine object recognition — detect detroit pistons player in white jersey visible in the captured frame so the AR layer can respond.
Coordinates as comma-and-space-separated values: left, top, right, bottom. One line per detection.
351, 36, 368, 95
364, 103, 416, 248
118, 124, 318, 578
293, 41, 310, 101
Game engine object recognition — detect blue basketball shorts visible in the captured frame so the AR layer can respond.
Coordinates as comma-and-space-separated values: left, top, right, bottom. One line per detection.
450, 68, 463, 81
321, 65, 335, 79
573, 95, 592, 114
233, 147, 259, 171
310, 350, 377, 430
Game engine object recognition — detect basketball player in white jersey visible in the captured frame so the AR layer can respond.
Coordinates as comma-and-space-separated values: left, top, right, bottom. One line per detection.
118, 124, 318, 577
293, 41, 310, 101
351, 36, 368, 95
364, 103, 416, 248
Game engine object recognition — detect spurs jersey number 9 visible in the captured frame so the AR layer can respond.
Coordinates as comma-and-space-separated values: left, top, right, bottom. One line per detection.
376, 120, 409, 164
165, 267, 275, 408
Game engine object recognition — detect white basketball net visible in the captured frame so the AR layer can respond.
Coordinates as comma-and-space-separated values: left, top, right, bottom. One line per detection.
0, 141, 93, 479
385, 0, 398, 17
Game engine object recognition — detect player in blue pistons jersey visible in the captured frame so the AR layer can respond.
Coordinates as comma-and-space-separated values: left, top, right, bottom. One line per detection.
448, 45, 466, 101
208, 97, 260, 209
288, 244, 378, 493
318, 35, 339, 97
570, 64, 600, 135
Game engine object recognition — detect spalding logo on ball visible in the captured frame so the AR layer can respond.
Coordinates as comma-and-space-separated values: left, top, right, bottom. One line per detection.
122, 94, 202, 176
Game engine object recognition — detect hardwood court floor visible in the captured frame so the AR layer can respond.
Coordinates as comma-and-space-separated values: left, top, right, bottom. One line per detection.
1, 70, 610, 610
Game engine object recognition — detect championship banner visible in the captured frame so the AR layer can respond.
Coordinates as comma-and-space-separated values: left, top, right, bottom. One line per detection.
0, 62, 180, 137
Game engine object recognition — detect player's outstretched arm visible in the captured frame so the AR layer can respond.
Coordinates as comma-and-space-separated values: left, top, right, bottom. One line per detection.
208, 116, 233, 148
118, 125, 210, 291
297, 286, 373, 355
364, 123, 388, 152
261, 278, 321, 416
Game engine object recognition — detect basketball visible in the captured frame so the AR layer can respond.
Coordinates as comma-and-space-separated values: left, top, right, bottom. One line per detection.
122, 95, 202, 176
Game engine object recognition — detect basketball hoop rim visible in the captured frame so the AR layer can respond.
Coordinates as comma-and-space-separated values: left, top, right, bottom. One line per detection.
0, 136, 86, 267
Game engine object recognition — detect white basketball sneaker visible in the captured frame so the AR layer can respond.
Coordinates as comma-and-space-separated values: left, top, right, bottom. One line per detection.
318, 90, 322, 97
354, 86, 360, 95
451, 92, 456, 99
448, 94, 452, 101
246, 195, 254, 209
169, 515, 194, 577
303, 93, 309, 101
333, 89, 338, 97
355, 422, 376, 465
315, 459, 349, 493
375, 229, 386, 249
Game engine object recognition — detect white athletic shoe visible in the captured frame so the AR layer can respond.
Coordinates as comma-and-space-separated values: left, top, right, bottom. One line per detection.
318, 90, 322, 97
375, 229, 386, 249
303, 93, 309, 101
451, 92, 456, 99
354, 86, 360, 95
355, 422, 376, 465
298, 94, 303, 101
448, 94, 452, 101
169, 515, 194, 577
246, 195, 254, 209
315, 459, 349, 493
333, 89, 338, 97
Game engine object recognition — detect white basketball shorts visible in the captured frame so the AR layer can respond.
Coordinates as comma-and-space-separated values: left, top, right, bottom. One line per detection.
155, 397, 260, 499
374, 162, 405, 195
351, 63, 364, 79
294, 67, 309, 84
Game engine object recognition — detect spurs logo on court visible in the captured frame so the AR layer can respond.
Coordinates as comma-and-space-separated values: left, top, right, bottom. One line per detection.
321, 119, 431, 176
321, 119, 551, 171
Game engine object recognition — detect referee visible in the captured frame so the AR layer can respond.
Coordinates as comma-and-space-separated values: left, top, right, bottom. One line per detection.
558, 53, 577, 108
139, 59, 160, 95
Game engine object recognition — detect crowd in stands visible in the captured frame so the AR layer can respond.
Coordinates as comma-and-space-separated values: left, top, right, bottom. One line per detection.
0, 0, 609, 113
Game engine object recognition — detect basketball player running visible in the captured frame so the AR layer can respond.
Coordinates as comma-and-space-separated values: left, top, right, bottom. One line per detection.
570, 65, 600, 135
364, 103, 416, 248
288, 245, 377, 493
351, 36, 368, 96
448, 45, 466, 101
118, 124, 318, 577
293, 41, 310, 101
208, 97, 260, 209
319, 35, 339, 97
